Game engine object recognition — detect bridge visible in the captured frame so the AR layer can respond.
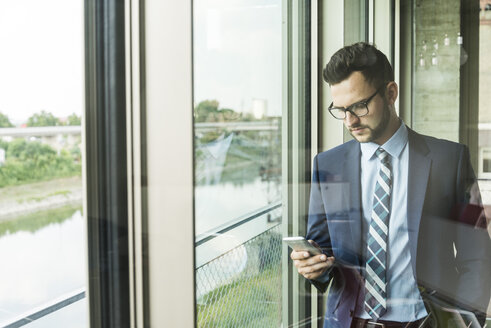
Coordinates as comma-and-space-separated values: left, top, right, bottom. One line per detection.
0, 120, 280, 138
0, 126, 81, 137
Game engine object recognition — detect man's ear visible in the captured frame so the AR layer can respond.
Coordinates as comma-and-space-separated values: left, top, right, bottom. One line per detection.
385, 81, 398, 105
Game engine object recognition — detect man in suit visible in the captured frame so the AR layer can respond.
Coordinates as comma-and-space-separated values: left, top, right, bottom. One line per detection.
291, 42, 491, 328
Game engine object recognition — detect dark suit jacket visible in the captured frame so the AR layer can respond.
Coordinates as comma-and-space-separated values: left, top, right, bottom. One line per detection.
306, 127, 491, 328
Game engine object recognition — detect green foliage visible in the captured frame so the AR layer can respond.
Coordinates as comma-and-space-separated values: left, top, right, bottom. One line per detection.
197, 232, 282, 327
65, 113, 81, 126
0, 112, 14, 127
197, 266, 281, 327
7, 138, 55, 159
194, 100, 282, 187
198, 131, 223, 144
195, 99, 220, 122
0, 139, 8, 150
26, 110, 59, 127
70, 145, 82, 162
194, 99, 264, 143
0, 139, 81, 187
20, 190, 71, 203
194, 100, 255, 123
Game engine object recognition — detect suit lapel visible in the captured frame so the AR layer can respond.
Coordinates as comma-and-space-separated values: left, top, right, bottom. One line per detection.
407, 128, 431, 274
343, 141, 363, 265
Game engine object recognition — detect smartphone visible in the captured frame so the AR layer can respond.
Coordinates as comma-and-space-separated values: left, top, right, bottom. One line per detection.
283, 236, 322, 256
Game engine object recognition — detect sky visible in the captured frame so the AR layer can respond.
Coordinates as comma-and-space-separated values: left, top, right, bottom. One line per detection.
0, 0, 282, 125
0, 0, 84, 125
193, 0, 282, 117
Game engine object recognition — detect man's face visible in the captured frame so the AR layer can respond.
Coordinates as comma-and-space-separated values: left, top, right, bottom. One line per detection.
330, 71, 392, 145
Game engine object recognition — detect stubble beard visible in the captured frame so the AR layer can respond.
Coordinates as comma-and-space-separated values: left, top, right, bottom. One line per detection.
349, 102, 391, 143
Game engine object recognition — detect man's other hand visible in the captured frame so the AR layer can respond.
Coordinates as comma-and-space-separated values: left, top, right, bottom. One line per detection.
290, 240, 335, 280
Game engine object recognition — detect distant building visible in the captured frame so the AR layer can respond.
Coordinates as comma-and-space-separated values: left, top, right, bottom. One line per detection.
252, 99, 267, 119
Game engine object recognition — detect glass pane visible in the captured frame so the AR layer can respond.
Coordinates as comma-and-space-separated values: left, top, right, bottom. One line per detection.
412, 0, 461, 141
479, 8, 491, 173
0, 1, 86, 326
193, 0, 283, 326
479, 6, 491, 320
411, 0, 491, 323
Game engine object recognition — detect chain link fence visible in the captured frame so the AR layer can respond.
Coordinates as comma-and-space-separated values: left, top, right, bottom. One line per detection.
196, 224, 282, 327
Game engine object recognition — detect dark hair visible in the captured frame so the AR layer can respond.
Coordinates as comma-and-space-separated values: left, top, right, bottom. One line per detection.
323, 42, 394, 89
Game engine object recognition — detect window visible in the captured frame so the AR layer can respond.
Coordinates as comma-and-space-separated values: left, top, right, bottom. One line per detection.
404, 0, 491, 322
193, 1, 283, 326
479, 0, 491, 218
0, 1, 86, 326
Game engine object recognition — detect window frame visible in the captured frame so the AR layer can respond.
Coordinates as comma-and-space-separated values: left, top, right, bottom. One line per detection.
83, 0, 400, 326
85, 0, 131, 327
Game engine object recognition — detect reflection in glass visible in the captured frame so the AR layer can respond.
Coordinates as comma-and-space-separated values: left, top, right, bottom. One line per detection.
479, 0, 491, 259
0, 207, 85, 323
193, 0, 283, 326
412, 0, 461, 141
412, 0, 491, 321
194, 1, 282, 234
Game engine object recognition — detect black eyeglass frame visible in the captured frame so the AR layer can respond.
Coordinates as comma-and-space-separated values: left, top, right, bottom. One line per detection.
327, 85, 385, 120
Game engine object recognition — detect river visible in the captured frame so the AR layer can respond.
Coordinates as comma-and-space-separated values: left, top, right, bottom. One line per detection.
0, 206, 86, 327
0, 176, 280, 326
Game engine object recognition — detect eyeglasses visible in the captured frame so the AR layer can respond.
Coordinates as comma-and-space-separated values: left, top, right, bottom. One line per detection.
327, 86, 384, 120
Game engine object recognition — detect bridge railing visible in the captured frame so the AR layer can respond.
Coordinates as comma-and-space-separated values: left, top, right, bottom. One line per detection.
196, 201, 283, 327
0, 120, 280, 138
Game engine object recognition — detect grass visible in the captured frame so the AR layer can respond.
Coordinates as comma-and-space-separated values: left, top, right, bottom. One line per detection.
19, 190, 72, 203
47, 190, 71, 197
197, 266, 282, 328
0, 176, 81, 206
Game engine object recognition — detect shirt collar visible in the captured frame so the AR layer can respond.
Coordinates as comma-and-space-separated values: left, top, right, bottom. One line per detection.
360, 121, 408, 160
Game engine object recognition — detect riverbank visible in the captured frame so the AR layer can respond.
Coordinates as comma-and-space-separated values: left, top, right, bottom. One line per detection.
0, 176, 82, 221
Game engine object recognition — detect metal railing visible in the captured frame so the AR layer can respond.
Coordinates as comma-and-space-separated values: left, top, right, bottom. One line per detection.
0, 126, 81, 137
1, 202, 283, 327
196, 202, 283, 327
0, 288, 85, 328
0, 121, 279, 138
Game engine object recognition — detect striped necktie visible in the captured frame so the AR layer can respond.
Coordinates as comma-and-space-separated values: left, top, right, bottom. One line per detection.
365, 147, 391, 319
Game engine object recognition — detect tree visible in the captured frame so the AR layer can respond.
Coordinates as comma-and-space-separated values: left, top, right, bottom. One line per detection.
26, 110, 59, 127
0, 112, 14, 127
66, 113, 81, 126
7, 138, 56, 160
195, 100, 220, 123
0, 139, 81, 187
194, 100, 244, 123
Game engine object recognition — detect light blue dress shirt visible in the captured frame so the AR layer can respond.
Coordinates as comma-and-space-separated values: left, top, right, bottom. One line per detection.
356, 122, 427, 321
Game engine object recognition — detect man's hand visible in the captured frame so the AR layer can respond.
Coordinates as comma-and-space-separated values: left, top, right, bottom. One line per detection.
290, 240, 335, 280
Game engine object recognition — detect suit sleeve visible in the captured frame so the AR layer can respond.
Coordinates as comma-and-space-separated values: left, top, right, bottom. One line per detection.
454, 145, 491, 318
305, 155, 334, 293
